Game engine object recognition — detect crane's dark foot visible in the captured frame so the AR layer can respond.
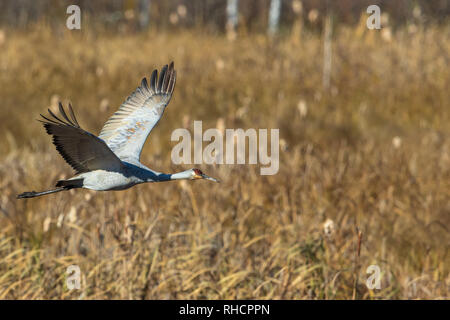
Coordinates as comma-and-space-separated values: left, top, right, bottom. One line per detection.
17, 191, 38, 199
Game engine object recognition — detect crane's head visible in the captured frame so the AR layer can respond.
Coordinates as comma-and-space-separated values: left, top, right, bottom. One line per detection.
191, 168, 220, 183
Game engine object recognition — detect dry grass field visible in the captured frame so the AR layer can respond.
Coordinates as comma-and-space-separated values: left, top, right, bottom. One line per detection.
0, 21, 449, 299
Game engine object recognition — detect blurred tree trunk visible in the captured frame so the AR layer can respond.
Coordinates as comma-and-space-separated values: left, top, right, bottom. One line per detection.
268, 0, 281, 35
322, 4, 333, 90
138, 0, 151, 30
226, 0, 238, 38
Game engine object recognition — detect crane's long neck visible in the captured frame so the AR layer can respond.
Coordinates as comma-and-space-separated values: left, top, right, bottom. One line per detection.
144, 169, 192, 182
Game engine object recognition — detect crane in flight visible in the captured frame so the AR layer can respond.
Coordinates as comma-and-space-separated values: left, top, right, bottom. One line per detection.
18, 62, 219, 199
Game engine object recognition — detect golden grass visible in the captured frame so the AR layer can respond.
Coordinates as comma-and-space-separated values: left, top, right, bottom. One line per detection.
0, 22, 449, 299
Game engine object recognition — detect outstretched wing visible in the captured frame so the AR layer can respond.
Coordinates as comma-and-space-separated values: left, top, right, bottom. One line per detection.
40, 103, 124, 174
99, 62, 177, 161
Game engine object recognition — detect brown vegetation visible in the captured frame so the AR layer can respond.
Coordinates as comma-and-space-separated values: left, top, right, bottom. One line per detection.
0, 23, 448, 299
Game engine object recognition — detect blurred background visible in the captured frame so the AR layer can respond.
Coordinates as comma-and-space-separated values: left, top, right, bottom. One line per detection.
0, 0, 448, 299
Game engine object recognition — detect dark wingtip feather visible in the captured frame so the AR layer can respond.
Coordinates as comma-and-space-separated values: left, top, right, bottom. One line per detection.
58, 103, 75, 126
168, 69, 177, 94
150, 69, 158, 92
157, 64, 169, 93
42, 103, 80, 129
67, 103, 80, 127
161, 62, 175, 94
141, 77, 148, 90
167, 62, 174, 76
47, 107, 65, 124
39, 114, 59, 125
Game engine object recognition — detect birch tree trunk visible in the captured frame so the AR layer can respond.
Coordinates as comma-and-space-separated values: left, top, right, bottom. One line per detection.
226, 0, 239, 33
322, 12, 333, 90
268, 0, 281, 35
138, 0, 151, 30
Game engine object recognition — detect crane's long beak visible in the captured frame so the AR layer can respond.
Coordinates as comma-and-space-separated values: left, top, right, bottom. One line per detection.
202, 174, 220, 183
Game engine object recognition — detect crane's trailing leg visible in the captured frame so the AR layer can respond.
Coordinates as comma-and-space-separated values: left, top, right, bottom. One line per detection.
17, 187, 67, 199
17, 178, 83, 199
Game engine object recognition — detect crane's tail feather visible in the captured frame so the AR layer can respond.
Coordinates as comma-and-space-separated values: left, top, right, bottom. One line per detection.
17, 178, 84, 199
17, 188, 66, 199
55, 178, 83, 188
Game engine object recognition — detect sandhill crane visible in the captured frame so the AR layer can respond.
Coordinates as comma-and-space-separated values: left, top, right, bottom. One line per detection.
18, 62, 219, 199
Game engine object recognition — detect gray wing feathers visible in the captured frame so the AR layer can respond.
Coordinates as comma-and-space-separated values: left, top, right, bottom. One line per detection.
40, 103, 123, 174
98, 62, 176, 161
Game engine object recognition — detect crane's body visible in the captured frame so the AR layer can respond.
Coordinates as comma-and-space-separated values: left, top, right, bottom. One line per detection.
18, 62, 218, 199
72, 161, 187, 191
